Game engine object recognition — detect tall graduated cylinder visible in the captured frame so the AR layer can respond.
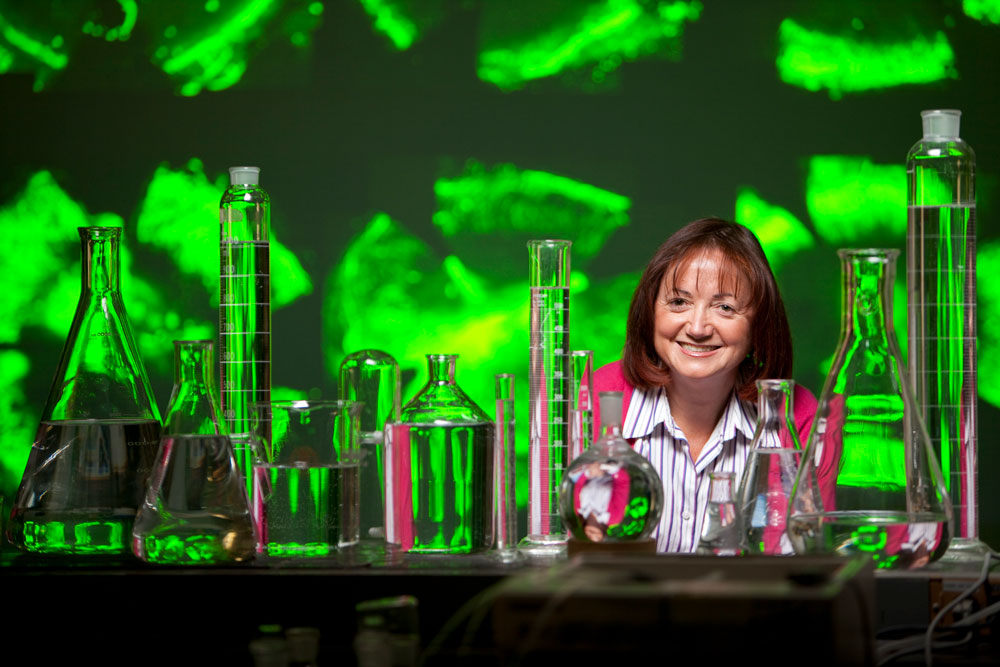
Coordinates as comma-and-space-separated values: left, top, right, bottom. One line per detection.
8, 227, 162, 554
220, 166, 271, 495
520, 240, 572, 557
385, 355, 494, 554
906, 110, 980, 554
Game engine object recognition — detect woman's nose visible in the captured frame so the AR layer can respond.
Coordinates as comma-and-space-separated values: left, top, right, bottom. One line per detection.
687, 307, 713, 337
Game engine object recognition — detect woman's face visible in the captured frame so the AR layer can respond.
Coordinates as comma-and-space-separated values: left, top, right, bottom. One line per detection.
653, 249, 753, 393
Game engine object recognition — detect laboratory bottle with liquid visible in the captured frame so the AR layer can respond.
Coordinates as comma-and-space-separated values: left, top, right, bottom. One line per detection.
8, 227, 162, 555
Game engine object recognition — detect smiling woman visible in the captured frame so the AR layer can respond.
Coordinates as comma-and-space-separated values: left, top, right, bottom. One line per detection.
593, 218, 817, 553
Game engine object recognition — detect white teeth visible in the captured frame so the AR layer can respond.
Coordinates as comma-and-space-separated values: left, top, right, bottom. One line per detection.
679, 343, 717, 352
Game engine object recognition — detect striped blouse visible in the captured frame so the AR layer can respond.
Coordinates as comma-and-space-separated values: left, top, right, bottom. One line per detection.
623, 385, 757, 553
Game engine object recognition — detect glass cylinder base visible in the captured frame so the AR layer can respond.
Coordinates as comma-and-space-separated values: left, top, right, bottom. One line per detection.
517, 533, 568, 560
937, 537, 993, 563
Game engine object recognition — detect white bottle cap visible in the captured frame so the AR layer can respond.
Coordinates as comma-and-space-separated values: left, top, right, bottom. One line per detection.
921, 109, 961, 140
229, 166, 260, 185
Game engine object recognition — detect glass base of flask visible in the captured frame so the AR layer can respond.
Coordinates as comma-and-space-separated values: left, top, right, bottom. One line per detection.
936, 536, 993, 564
8, 509, 133, 555
517, 533, 568, 560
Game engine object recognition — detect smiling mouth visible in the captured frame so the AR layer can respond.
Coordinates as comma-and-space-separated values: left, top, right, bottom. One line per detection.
678, 342, 720, 353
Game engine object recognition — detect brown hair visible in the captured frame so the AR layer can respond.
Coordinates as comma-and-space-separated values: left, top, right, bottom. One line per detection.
622, 218, 792, 401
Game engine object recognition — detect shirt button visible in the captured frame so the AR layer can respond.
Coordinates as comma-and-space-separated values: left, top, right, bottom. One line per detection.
682, 511, 692, 521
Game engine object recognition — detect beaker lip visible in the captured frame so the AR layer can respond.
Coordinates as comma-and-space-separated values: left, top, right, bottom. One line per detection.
921, 109, 961, 117
426, 353, 458, 360
78, 226, 122, 236
836, 248, 900, 259
756, 378, 794, 388
527, 239, 572, 246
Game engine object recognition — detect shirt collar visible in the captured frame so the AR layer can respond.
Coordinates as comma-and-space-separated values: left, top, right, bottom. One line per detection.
623, 386, 757, 443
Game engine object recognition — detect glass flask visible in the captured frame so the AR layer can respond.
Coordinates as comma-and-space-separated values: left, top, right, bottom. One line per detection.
339, 349, 401, 541
559, 391, 663, 544
697, 472, 743, 556
220, 166, 271, 497
251, 400, 364, 557
788, 249, 953, 570
906, 110, 983, 560
8, 227, 162, 555
385, 354, 494, 554
736, 379, 802, 555
132, 340, 256, 563
521, 239, 572, 558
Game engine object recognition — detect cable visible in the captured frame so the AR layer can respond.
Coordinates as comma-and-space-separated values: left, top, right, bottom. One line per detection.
924, 548, 1000, 666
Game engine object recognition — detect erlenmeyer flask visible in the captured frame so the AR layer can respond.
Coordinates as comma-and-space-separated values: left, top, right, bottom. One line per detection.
736, 379, 802, 555
8, 227, 162, 555
132, 340, 256, 563
558, 391, 663, 546
788, 249, 953, 570
697, 472, 743, 556
385, 354, 494, 554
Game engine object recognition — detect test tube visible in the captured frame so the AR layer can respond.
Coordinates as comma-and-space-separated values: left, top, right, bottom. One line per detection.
570, 350, 595, 462
493, 374, 518, 559
219, 166, 271, 495
519, 240, 571, 558
340, 350, 401, 541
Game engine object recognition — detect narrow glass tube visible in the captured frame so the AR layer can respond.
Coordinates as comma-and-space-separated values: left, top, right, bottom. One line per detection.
519, 240, 571, 557
219, 166, 271, 497
493, 374, 518, 559
569, 350, 595, 463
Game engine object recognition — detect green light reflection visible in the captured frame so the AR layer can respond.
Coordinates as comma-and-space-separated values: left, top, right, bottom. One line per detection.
734, 187, 814, 271
806, 156, 906, 245
964, 0, 1000, 24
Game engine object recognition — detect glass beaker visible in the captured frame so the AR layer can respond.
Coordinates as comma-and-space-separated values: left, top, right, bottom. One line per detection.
220, 166, 271, 498
788, 249, 953, 570
384, 354, 494, 554
132, 340, 256, 564
736, 379, 802, 555
697, 471, 743, 556
251, 400, 364, 558
339, 349, 401, 541
520, 239, 572, 558
906, 110, 983, 560
8, 227, 162, 555
559, 392, 663, 544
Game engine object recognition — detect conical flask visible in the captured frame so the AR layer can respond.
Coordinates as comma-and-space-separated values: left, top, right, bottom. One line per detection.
558, 391, 663, 545
384, 354, 494, 554
736, 379, 803, 555
8, 227, 162, 555
697, 472, 743, 556
788, 249, 953, 570
132, 340, 256, 563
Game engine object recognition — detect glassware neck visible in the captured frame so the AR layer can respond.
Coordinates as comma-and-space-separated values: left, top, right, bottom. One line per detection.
708, 472, 735, 503
427, 354, 457, 385
174, 340, 214, 389
755, 379, 793, 430
81, 227, 121, 294
839, 249, 897, 341
597, 391, 624, 442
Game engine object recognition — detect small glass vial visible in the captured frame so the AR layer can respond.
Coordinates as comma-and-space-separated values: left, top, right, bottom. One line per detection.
697, 471, 743, 556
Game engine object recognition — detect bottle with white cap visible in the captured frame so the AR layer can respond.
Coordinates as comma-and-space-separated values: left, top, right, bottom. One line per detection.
906, 110, 982, 561
220, 166, 271, 496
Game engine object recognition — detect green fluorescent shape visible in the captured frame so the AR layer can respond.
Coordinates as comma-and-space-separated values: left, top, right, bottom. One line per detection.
0, 11, 68, 70
776, 18, 956, 99
964, 0, 1000, 24
478, 0, 702, 90
359, 0, 417, 50
734, 187, 814, 271
806, 156, 906, 245
433, 161, 630, 260
977, 240, 1000, 409
135, 159, 313, 308
0, 350, 34, 492
155, 0, 279, 95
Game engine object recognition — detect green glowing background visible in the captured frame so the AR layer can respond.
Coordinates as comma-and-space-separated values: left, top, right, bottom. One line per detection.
1, 0, 999, 544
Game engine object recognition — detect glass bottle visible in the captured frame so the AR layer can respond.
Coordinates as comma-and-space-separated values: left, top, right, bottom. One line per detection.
697, 471, 743, 556
339, 349, 401, 541
220, 165, 271, 497
384, 354, 494, 554
7, 227, 162, 555
132, 340, 256, 563
736, 379, 802, 555
558, 391, 663, 544
788, 249, 953, 570
906, 110, 983, 560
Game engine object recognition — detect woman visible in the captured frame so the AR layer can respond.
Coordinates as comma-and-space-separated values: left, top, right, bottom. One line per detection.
593, 217, 816, 552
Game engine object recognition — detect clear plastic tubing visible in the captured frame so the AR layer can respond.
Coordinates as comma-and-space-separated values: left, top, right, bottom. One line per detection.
219, 166, 271, 493
494, 373, 517, 556
570, 350, 595, 463
520, 239, 572, 556
906, 110, 979, 545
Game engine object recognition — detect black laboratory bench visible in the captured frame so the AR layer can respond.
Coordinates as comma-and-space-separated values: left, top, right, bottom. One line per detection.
3, 544, 999, 666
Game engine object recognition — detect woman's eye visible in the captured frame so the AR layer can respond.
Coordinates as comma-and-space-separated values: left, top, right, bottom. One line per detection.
718, 303, 736, 313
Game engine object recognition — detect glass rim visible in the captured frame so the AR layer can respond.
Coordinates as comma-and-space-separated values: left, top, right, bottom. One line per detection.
836, 248, 900, 260
526, 239, 572, 248
251, 399, 364, 411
